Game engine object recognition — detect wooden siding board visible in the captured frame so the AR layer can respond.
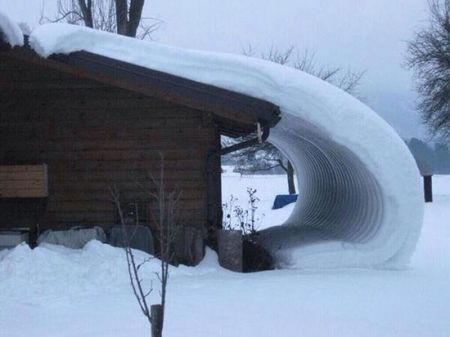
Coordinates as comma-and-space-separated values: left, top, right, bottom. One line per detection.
0, 165, 48, 198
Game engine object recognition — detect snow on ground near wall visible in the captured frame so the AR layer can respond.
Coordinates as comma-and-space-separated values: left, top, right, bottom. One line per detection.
27, 22, 424, 269
433, 175, 450, 196
0, 11, 23, 47
0, 175, 449, 337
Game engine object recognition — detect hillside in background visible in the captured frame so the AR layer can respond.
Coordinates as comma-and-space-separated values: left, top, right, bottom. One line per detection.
224, 137, 450, 176
406, 139, 450, 175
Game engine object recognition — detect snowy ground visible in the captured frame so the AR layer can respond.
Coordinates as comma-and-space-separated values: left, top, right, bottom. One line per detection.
221, 167, 294, 230
0, 173, 449, 337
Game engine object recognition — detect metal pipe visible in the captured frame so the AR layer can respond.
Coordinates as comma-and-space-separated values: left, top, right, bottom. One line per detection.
220, 123, 270, 156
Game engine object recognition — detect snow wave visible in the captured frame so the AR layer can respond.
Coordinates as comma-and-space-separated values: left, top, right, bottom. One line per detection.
20, 21, 424, 269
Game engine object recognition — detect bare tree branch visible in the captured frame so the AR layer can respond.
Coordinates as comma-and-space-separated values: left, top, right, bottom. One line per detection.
43, 0, 161, 40
110, 186, 153, 322
110, 152, 180, 335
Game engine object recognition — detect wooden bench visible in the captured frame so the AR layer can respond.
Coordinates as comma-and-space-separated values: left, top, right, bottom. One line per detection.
0, 164, 48, 198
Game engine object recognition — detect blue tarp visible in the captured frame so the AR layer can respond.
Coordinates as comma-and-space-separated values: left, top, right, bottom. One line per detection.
272, 194, 298, 209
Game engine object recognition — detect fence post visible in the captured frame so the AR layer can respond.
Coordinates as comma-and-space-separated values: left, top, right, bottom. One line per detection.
423, 175, 433, 203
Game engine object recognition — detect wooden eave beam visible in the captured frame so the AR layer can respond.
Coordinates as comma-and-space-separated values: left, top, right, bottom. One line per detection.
1, 46, 280, 133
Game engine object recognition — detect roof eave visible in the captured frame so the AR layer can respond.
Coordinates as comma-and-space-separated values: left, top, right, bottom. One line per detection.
2, 37, 281, 137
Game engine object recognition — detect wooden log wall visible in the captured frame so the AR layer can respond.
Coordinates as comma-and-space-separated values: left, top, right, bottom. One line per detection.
0, 55, 221, 233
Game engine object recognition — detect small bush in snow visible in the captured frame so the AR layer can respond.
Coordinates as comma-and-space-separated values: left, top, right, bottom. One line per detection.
222, 187, 261, 239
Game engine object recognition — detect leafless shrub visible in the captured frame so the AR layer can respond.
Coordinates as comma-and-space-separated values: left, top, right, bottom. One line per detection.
110, 154, 180, 337
222, 188, 262, 239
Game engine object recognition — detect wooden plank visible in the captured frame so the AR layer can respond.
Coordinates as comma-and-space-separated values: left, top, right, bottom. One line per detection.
0, 135, 215, 152
0, 189, 48, 198
0, 180, 45, 189
0, 117, 209, 129
49, 169, 205, 182
1, 97, 121, 118
0, 164, 48, 198
46, 199, 206, 212
45, 211, 115, 224
0, 127, 215, 143
0, 165, 45, 173
45, 209, 204, 224
49, 180, 206, 193
0, 171, 47, 181
49, 188, 206, 202
0, 149, 209, 162
46, 159, 205, 172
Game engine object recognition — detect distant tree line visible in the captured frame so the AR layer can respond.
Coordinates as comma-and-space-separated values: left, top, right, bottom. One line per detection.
224, 138, 450, 179
406, 138, 450, 175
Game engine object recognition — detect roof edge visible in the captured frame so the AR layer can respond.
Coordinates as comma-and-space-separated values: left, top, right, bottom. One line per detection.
1, 34, 281, 137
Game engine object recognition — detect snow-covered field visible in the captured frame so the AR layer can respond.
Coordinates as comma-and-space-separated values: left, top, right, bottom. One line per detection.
221, 167, 294, 230
0, 174, 449, 337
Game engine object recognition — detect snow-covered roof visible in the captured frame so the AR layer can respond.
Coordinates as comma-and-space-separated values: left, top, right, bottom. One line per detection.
0, 12, 424, 269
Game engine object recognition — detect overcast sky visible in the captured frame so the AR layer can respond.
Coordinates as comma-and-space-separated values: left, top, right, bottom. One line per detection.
0, 0, 431, 139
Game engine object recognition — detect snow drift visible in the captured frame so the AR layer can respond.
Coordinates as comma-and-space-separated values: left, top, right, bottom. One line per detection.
1, 180, 449, 337
5, 16, 424, 269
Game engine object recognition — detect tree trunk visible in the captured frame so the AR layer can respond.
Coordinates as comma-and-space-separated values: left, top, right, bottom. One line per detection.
127, 0, 145, 37
115, 0, 128, 35
287, 160, 296, 194
424, 175, 433, 203
115, 0, 145, 37
151, 304, 163, 337
78, 0, 93, 28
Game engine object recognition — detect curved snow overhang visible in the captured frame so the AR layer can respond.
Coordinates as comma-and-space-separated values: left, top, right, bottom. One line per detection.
2, 18, 424, 269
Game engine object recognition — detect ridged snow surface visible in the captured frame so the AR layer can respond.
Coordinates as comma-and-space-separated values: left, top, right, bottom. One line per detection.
24, 22, 424, 269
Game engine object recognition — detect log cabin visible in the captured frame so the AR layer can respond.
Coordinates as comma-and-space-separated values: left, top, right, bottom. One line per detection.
0, 35, 280, 264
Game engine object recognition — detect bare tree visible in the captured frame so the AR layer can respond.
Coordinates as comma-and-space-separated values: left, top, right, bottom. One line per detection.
291, 50, 365, 96
110, 156, 180, 337
243, 46, 365, 97
230, 46, 365, 194
42, 0, 161, 39
407, 0, 450, 140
